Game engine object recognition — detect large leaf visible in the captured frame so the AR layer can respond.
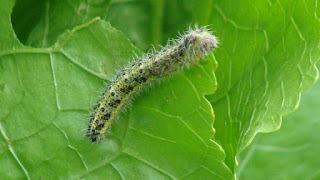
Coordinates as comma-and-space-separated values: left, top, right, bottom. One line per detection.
0, 0, 233, 179
204, 0, 320, 171
237, 64, 320, 179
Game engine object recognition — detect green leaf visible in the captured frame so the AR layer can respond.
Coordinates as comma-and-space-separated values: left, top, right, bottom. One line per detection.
204, 0, 320, 172
0, 1, 233, 179
237, 64, 320, 179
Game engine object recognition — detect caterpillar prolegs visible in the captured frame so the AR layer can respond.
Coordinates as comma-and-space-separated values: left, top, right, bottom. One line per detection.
86, 27, 219, 142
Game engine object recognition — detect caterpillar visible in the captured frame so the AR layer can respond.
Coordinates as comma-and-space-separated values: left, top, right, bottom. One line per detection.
86, 27, 218, 142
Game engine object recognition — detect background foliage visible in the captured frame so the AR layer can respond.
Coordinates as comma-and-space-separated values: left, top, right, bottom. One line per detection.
0, 0, 319, 179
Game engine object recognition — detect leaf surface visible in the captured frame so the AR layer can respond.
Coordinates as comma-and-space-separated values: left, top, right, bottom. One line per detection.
203, 0, 320, 171
0, 1, 233, 179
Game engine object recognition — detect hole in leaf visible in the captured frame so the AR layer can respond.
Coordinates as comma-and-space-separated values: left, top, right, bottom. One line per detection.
11, 0, 47, 47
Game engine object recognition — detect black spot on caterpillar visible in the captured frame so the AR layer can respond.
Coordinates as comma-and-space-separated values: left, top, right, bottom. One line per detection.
86, 27, 219, 142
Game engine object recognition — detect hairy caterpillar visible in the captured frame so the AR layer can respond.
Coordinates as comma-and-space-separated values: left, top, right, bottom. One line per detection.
86, 27, 218, 142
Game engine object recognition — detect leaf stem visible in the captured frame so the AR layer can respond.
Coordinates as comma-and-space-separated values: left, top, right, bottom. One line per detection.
150, 0, 164, 50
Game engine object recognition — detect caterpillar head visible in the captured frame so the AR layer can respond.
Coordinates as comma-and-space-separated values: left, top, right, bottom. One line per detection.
184, 28, 219, 66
